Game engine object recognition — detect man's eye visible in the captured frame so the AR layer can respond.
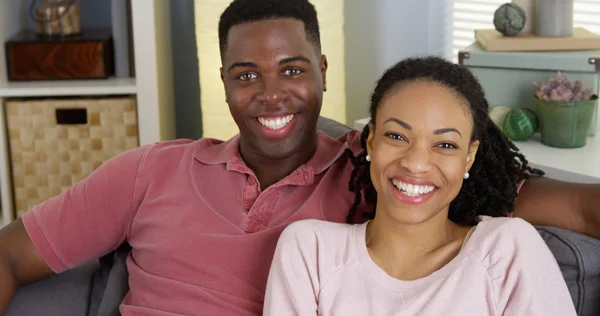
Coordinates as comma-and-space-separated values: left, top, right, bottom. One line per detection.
237, 73, 258, 81
282, 68, 302, 76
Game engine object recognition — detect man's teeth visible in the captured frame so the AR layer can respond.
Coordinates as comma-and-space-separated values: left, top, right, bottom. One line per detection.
257, 114, 295, 130
391, 179, 435, 197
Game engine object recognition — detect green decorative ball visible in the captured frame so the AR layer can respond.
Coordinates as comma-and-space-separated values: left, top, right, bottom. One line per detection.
493, 3, 526, 36
503, 108, 538, 141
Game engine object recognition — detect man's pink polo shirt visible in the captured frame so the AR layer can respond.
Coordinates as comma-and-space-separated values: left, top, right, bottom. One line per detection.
21, 130, 363, 315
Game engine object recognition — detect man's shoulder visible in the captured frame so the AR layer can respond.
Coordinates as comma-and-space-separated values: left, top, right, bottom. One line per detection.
103, 137, 232, 183
335, 130, 362, 153
141, 137, 228, 162
147, 137, 222, 152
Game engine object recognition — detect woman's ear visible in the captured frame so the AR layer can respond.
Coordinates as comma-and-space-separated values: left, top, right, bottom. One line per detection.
366, 123, 375, 156
465, 140, 480, 173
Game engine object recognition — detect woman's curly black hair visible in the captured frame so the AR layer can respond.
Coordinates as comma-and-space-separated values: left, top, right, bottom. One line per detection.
345, 56, 544, 226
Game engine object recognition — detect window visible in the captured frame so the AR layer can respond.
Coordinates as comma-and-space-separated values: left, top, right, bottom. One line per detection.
452, 0, 600, 61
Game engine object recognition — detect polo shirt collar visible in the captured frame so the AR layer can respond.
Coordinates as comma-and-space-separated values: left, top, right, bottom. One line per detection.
193, 131, 352, 175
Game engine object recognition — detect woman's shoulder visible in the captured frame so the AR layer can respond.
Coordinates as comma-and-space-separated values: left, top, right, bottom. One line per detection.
280, 219, 357, 243
468, 216, 547, 261
477, 216, 537, 234
277, 219, 362, 263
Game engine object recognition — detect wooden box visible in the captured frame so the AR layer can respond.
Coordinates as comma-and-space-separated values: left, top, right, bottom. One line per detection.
4, 96, 139, 217
4, 29, 114, 81
459, 43, 600, 136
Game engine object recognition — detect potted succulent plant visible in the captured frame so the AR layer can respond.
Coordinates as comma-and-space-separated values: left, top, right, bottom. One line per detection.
533, 72, 598, 148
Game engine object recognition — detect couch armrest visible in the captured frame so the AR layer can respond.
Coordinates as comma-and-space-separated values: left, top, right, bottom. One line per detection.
536, 225, 600, 316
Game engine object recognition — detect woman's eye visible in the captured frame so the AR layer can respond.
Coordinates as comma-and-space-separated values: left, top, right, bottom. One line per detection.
438, 142, 457, 149
282, 68, 302, 76
384, 132, 406, 141
237, 72, 258, 81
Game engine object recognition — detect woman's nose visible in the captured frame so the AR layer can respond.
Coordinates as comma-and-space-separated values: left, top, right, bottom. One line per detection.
399, 144, 433, 174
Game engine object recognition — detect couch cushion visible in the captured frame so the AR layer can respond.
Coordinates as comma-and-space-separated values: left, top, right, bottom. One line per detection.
317, 116, 351, 138
536, 225, 600, 316
96, 243, 132, 316
6, 261, 100, 316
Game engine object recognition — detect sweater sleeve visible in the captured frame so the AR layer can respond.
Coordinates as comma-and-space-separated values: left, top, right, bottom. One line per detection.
485, 218, 577, 315
263, 220, 336, 315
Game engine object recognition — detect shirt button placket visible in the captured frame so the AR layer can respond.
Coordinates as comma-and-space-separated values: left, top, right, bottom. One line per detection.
242, 176, 259, 212
244, 187, 281, 233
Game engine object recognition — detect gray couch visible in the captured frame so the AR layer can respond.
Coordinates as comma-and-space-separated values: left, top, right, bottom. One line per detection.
7, 117, 600, 315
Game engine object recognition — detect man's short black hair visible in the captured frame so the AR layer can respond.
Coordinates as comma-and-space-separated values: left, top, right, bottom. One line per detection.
218, 0, 321, 58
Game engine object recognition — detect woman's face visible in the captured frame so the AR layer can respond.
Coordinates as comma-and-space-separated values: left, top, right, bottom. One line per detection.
366, 80, 479, 225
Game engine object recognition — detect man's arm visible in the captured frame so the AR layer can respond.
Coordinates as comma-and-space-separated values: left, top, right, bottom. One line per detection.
514, 176, 600, 239
0, 219, 54, 314
0, 144, 151, 313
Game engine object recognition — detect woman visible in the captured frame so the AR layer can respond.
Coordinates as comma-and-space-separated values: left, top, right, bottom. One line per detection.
263, 57, 576, 315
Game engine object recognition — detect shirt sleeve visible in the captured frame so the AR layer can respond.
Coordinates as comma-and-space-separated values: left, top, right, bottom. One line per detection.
21, 144, 151, 273
338, 130, 363, 154
486, 218, 577, 315
263, 220, 334, 316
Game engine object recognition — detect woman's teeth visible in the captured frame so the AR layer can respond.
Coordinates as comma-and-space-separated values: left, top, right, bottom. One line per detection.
257, 114, 295, 130
391, 179, 435, 197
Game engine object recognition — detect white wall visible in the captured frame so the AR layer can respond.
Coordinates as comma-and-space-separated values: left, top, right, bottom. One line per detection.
344, 0, 452, 124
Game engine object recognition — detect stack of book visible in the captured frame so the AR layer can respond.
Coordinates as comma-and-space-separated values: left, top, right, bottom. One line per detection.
475, 27, 600, 52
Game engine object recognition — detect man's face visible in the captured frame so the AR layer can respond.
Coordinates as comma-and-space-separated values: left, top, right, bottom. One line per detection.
221, 18, 327, 160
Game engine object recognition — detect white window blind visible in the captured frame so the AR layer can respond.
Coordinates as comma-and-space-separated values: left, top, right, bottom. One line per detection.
452, 0, 600, 61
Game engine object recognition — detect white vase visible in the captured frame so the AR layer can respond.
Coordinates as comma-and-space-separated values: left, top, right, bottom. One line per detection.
512, 0, 536, 34
535, 0, 574, 37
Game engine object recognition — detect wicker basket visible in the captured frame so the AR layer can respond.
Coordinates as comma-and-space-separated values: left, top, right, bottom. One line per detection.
5, 96, 139, 217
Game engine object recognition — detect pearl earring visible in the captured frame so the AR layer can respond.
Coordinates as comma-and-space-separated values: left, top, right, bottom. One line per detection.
366, 154, 371, 162
463, 172, 470, 180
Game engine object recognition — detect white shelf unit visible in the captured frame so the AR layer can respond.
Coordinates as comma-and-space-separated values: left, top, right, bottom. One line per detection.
0, 0, 176, 226
354, 117, 600, 184
0, 78, 138, 97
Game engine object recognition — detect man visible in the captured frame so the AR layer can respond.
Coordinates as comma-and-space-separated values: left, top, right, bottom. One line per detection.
0, 0, 598, 315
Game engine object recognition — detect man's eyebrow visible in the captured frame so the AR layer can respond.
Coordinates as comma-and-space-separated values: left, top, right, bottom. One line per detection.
226, 56, 310, 72
227, 61, 258, 72
279, 56, 311, 65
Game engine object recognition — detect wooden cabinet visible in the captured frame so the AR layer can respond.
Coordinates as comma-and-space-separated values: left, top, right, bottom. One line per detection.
5, 30, 114, 81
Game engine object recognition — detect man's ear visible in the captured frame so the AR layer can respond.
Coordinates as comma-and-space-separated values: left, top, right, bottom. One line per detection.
220, 67, 229, 103
320, 54, 328, 92
366, 123, 375, 157
465, 140, 480, 173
